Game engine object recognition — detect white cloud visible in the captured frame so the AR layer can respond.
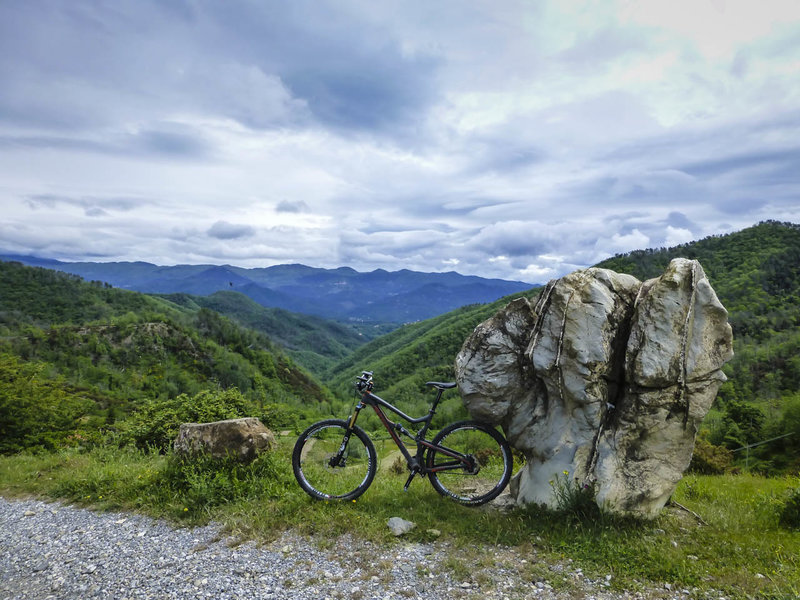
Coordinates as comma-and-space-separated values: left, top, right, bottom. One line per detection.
0, 0, 798, 283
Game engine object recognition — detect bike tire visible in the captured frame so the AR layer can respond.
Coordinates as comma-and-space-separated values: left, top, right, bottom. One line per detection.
292, 419, 377, 501
426, 420, 512, 506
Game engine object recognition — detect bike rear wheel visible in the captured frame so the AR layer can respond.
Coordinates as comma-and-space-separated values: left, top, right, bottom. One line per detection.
292, 419, 377, 501
427, 421, 512, 506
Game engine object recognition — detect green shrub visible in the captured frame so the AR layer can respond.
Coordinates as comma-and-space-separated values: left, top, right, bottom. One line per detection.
0, 353, 94, 453
779, 487, 800, 529
690, 435, 734, 475
161, 451, 292, 515
259, 402, 301, 431
120, 388, 253, 451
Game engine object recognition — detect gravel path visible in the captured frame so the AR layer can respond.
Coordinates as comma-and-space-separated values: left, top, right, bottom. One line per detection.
1, 497, 703, 600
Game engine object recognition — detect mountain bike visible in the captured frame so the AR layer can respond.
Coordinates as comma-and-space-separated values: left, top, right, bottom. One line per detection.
292, 371, 512, 506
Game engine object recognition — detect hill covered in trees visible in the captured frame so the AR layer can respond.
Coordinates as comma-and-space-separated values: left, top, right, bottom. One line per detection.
0, 261, 336, 452
157, 290, 379, 376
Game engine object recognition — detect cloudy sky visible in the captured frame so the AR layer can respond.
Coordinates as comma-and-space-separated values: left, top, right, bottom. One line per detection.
1, 0, 799, 283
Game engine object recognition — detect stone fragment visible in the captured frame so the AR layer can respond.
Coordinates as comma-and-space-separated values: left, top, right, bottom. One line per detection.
387, 517, 416, 536
173, 418, 276, 462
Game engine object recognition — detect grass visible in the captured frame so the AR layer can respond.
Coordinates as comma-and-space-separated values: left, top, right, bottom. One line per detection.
1, 438, 798, 600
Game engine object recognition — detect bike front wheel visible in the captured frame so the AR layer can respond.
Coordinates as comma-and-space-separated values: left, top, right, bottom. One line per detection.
427, 421, 512, 506
292, 419, 377, 501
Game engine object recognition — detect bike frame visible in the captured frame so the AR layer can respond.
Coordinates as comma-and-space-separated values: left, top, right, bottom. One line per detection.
346, 386, 472, 478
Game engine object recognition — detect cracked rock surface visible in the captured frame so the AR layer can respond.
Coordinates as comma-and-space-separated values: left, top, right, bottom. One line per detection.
456, 259, 733, 518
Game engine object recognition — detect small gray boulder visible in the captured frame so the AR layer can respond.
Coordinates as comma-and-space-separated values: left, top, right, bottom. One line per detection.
387, 517, 416, 536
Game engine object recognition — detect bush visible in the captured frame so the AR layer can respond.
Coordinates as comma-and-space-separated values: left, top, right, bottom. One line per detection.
161, 451, 292, 514
690, 435, 734, 474
120, 388, 254, 451
779, 487, 800, 529
0, 353, 94, 453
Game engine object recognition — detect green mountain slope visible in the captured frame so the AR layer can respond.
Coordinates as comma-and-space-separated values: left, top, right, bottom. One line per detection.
0, 261, 335, 452
326, 288, 541, 426
159, 291, 372, 375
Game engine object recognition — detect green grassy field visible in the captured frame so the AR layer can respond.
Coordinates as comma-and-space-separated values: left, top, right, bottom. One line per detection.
0, 439, 798, 599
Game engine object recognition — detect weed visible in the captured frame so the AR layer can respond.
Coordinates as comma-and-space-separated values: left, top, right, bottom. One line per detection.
549, 471, 598, 520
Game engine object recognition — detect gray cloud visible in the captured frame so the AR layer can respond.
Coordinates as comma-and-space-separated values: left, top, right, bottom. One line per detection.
26, 194, 143, 212
207, 221, 256, 240
275, 200, 310, 214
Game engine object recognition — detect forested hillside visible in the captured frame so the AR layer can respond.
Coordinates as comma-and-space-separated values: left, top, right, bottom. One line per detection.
2, 222, 798, 472
326, 287, 541, 427
158, 291, 376, 376
0, 261, 335, 452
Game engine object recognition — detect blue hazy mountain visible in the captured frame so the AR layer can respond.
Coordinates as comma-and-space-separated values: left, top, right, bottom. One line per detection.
0, 255, 534, 323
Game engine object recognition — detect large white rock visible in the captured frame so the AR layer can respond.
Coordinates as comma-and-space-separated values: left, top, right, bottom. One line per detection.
455, 259, 733, 518
593, 260, 733, 517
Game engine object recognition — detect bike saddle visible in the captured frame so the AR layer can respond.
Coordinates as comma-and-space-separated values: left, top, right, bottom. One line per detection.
425, 381, 457, 389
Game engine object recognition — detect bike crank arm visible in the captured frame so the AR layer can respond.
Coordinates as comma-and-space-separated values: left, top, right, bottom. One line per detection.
403, 467, 419, 491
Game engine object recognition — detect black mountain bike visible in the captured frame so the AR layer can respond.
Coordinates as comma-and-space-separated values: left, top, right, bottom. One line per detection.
292, 371, 512, 506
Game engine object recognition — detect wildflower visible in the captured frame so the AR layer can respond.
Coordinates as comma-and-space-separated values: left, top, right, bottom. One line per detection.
352, 499, 356, 503
562, 470, 569, 476
183, 507, 189, 512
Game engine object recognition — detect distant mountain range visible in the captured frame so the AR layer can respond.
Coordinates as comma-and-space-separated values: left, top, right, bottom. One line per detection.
0, 255, 535, 323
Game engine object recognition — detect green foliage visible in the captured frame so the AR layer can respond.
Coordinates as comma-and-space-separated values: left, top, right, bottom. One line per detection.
0, 260, 339, 452
549, 471, 599, 520
0, 353, 94, 453
120, 388, 254, 451
173, 291, 369, 375
160, 452, 293, 516
716, 400, 766, 449
258, 402, 302, 431
690, 434, 734, 475
779, 487, 800, 530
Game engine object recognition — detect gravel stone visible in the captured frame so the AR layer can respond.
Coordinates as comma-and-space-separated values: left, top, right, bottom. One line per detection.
1, 497, 720, 600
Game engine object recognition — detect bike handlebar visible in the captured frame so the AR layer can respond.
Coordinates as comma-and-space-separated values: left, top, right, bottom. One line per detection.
355, 370, 374, 392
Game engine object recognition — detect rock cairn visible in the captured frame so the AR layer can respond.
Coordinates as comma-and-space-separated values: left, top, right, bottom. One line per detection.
455, 259, 733, 518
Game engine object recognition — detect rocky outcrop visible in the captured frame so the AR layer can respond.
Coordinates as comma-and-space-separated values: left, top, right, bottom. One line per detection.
173, 418, 276, 462
455, 259, 733, 518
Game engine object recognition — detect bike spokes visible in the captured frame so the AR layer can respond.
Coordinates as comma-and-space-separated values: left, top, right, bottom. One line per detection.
427, 422, 512, 505
292, 420, 377, 501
